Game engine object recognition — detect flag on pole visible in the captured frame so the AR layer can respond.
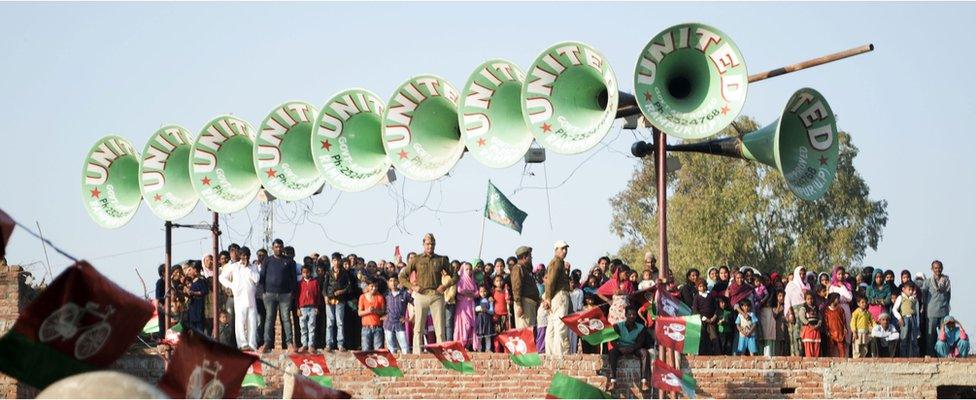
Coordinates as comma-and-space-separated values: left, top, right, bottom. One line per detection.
484, 181, 528, 234
561, 307, 619, 346
651, 359, 697, 398
141, 301, 159, 336
242, 358, 266, 388
290, 374, 352, 399
655, 314, 703, 355
157, 329, 257, 399
0, 260, 154, 389
496, 327, 542, 367
656, 289, 692, 317
546, 373, 610, 399
289, 354, 333, 387
425, 341, 474, 374
353, 350, 404, 377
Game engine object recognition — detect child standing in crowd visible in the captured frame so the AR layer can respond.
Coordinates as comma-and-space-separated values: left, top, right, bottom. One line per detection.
735, 300, 758, 356
569, 277, 584, 354
384, 276, 411, 354
491, 276, 510, 352
715, 296, 735, 355
850, 297, 873, 358
799, 292, 822, 357
581, 296, 601, 354
773, 290, 790, 356
893, 282, 921, 357
637, 269, 655, 291
217, 310, 235, 347
297, 265, 320, 353
474, 285, 494, 352
358, 280, 385, 351
786, 306, 802, 356
823, 293, 848, 357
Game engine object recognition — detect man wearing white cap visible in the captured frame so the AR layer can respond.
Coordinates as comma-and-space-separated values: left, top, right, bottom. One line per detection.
543, 240, 571, 355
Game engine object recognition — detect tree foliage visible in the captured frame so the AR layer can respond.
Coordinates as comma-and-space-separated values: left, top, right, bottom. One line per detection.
610, 117, 888, 276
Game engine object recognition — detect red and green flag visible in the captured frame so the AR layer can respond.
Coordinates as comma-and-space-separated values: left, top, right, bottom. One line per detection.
546, 372, 610, 399
655, 314, 702, 355
353, 350, 404, 377
289, 354, 333, 387
652, 359, 697, 398
425, 341, 474, 374
0, 260, 154, 389
162, 322, 183, 346
157, 329, 257, 399
141, 301, 159, 336
496, 327, 541, 367
561, 307, 619, 346
242, 355, 266, 388
291, 374, 352, 399
656, 289, 692, 317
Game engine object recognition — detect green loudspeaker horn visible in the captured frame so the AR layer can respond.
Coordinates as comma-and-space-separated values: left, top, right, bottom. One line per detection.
460, 59, 533, 168
634, 23, 748, 139
382, 75, 464, 181
139, 125, 198, 221
254, 101, 325, 201
649, 88, 839, 201
312, 88, 390, 192
190, 115, 260, 213
521, 41, 619, 155
82, 136, 142, 228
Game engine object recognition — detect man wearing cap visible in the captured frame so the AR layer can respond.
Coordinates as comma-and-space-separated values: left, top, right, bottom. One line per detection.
510, 245, 540, 329
399, 233, 456, 354
543, 240, 571, 355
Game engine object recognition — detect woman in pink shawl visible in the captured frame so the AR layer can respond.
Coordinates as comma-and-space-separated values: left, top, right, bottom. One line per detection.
827, 265, 853, 345
454, 262, 478, 349
597, 266, 635, 325
726, 270, 754, 311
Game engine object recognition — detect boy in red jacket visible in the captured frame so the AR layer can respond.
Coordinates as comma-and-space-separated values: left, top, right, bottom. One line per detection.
297, 265, 320, 353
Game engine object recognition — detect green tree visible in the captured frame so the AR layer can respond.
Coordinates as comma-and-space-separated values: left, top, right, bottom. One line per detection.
610, 117, 888, 276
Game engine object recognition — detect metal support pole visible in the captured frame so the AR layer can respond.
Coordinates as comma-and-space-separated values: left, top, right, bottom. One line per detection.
164, 221, 172, 333
654, 127, 669, 281
211, 212, 220, 337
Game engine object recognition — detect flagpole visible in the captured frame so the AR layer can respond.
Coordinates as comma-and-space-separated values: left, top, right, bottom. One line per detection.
477, 211, 487, 260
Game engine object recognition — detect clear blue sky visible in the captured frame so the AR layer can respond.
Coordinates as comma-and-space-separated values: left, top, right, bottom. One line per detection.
1, 3, 973, 323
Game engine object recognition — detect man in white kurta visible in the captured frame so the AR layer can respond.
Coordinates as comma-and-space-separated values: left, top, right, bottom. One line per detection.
219, 247, 260, 350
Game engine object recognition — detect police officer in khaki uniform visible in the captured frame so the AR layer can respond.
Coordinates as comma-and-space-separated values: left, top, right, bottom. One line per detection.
543, 240, 571, 355
510, 245, 540, 329
399, 233, 456, 354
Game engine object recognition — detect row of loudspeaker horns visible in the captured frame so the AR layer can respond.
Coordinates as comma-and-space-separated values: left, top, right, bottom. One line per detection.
81, 22, 840, 229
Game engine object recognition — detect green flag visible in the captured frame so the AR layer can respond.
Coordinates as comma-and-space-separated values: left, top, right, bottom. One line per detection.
546, 373, 610, 399
484, 181, 527, 233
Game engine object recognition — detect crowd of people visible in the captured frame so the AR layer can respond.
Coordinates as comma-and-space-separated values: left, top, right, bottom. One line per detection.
154, 234, 969, 376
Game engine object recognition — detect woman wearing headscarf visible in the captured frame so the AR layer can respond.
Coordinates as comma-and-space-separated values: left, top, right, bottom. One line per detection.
453, 262, 478, 349
705, 267, 719, 292
726, 271, 754, 312
783, 266, 809, 356
866, 270, 892, 322
828, 266, 854, 347
598, 266, 635, 325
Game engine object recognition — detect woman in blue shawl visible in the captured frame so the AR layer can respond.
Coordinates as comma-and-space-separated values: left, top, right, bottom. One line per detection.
865, 270, 892, 322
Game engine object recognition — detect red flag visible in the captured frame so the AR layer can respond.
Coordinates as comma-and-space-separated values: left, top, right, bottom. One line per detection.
353, 349, 404, 377
496, 327, 541, 367
0, 208, 13, 257
424, 341, 474, 374
652, 359, 697, 397
157, 329, 257, 399
394, 245, 401, 260
288, 354, 332, 386
0, 260, 154, 389
560, 307, 619, 345
291, 374, 352, 399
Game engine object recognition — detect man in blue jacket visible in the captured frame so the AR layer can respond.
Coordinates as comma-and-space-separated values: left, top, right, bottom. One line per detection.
259, 238, 297, 353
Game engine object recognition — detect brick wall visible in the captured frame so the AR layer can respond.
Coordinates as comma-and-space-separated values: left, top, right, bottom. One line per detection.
0, 265, 39, 399
103, 347, 976, 399
3, 268, 976, 399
